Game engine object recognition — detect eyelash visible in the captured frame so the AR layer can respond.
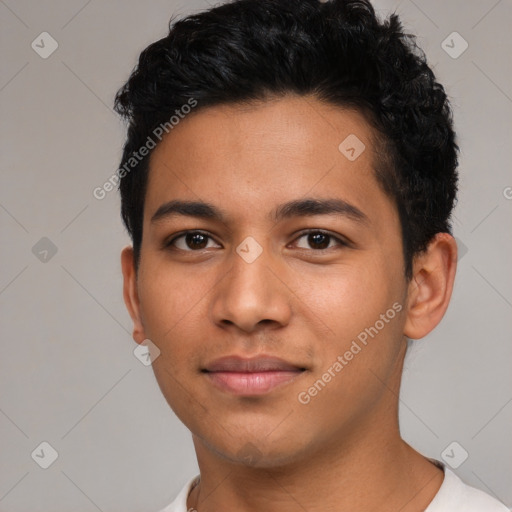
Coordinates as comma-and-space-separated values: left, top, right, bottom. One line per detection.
165, 229, 349, 252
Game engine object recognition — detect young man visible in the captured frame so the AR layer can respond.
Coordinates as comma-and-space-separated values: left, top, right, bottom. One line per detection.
115, 0, 508, 510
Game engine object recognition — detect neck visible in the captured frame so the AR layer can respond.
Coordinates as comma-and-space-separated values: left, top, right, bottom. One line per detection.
188, 412, 443, 512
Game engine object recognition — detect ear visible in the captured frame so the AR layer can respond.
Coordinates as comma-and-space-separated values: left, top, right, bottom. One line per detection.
403, 233, 458, 340
121, 246, 146, 344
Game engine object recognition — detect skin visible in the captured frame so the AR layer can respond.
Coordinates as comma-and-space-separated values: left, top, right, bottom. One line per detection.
121, 95, 457, 511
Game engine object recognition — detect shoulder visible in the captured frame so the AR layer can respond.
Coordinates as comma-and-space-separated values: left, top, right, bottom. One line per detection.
155, 476, 200, 512
426, 465, 509, 512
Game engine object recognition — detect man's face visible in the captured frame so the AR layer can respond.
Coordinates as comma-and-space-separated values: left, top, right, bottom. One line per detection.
129, 95, 410, 466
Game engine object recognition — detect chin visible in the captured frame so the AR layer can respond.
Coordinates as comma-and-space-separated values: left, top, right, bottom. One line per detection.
198, 429, 312, 470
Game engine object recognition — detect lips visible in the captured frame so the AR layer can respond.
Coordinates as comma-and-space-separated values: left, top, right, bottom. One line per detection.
203, 356, 306, 396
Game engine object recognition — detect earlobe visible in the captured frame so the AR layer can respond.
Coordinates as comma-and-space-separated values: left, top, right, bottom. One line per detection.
403, 233, 458, 340
121, 246, 146, 344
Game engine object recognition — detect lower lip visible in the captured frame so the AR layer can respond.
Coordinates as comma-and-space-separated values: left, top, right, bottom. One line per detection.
205, 371, 303, 395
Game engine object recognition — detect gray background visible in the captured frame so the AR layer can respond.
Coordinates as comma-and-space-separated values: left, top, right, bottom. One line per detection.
1, 0, 511, 510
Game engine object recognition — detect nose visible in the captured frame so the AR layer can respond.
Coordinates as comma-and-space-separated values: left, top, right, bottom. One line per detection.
210, 243, 292, 334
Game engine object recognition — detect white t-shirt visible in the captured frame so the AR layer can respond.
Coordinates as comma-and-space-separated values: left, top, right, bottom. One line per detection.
158, 463, 509, 512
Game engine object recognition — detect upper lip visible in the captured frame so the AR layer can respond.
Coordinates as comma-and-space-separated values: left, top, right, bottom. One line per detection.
203, 356, 305, 373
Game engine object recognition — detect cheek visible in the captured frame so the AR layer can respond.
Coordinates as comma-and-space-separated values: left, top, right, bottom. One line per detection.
136, 260, 212, 362
294, 281, 406, 428
293, 260, 406, 382
136, 263, 209, 418
292, 262, 393, 336
138, 256, 200, 325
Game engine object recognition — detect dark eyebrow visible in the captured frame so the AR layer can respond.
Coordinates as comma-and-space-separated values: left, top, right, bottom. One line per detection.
150, 198, 368, 225
151, 200, 226, 224
273, 198, 368, 224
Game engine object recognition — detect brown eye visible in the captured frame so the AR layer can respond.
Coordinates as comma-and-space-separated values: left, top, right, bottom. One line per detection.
185, 232, 209, 250
167, 231, 220, 251
294, 230, 346, 251
307, 232, 330, 249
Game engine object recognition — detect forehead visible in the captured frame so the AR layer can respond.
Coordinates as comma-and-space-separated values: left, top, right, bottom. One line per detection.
144, 95, 394, 226
149, 95, 378, 168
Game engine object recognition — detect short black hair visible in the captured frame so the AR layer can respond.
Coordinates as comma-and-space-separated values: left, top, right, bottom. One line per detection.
114, 0, 459, 278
